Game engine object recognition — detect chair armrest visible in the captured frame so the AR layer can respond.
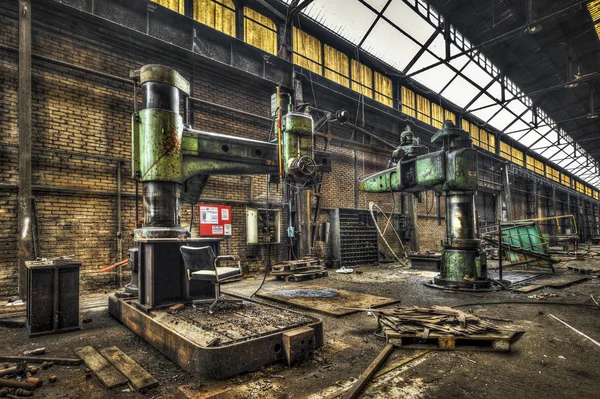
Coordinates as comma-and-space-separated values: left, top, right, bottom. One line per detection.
214, 255, 242, 276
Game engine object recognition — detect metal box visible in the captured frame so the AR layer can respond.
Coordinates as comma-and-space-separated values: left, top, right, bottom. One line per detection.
26, 259, 81, 336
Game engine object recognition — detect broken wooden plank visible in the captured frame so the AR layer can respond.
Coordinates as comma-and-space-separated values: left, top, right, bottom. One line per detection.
513, 284, 543, 293
75, 346, 128, 389
168, 303, 185, 314
342, 343, 394, 399
99, 346, 158, 392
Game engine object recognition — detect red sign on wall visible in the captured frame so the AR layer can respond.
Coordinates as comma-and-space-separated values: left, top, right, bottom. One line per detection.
199, 204, 232, 236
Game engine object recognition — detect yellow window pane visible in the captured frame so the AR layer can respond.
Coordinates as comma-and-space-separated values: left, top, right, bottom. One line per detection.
374, 72, 393, 107
351, 60, 373, 98
489, 133, 496, 153
194, 0, 236, 37
462, 120, 471, 133
561, 174, 571, 187
401, 87, 416, 117
324, 45, 349, 87
512, 148, 524, 166
469, 124, 480, 147
526, 155, 535, 172
244, 8, 277, 55
153, 0, 184, 14
431, 103, 444, 129
416, 94, 430, 124
588, 0, 600, 22
444, 110, 456, 125
293, 27, 322, 75
500, 142, 511, 161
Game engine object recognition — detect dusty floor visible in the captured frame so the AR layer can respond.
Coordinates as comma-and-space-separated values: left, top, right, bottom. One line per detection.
1, 261, 600, 398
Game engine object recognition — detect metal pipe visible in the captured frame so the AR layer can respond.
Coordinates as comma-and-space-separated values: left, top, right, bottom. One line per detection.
276, 86, 283, 178
116, 161, 122, 287
0, 378, 35, 391
17, 0, 33, 298
498, 219, 503, 281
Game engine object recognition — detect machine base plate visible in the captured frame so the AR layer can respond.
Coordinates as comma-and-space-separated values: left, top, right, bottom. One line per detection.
108, 295, 324, 379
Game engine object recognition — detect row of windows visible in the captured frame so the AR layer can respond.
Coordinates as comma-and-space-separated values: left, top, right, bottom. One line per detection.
155, 1, 395, 107
293, 28, 394, 106
401, 87, 456, 129
462, 120, 495, 153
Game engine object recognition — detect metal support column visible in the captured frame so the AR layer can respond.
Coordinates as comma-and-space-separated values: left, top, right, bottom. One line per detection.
18, 0, 33, 298
408, 194, 419, 251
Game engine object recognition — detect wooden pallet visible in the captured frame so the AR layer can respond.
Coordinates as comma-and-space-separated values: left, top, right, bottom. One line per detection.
272, 269, 329, 282
383, 328, 524, 352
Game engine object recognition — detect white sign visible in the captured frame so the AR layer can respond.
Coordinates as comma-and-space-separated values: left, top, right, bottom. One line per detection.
224, 224, 232, 236
221, 208, 230, 221
212, 225, 223, 235
201, 206, 219, 224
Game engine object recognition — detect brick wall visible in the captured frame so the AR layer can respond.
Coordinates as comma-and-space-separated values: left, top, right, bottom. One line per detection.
0, 2, 445, 295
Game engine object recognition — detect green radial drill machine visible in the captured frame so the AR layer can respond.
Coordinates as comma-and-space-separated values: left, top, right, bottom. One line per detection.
119, 64, 330, 308
359, 121, 491, 290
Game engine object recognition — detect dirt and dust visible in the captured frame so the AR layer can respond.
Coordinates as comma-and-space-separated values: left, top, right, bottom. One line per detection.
1, 263, 599, 398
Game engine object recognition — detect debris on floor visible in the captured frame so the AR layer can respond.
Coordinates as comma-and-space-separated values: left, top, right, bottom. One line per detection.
528, 293, 559, 300
371, 306, 524, 352
271, 257, 328, 282
75, 345, 159, 392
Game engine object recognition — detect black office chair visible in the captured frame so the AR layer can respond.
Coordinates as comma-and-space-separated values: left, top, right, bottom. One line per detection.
180, 246, 242, 313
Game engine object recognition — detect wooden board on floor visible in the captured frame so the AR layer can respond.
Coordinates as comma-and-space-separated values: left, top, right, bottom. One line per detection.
75, 346, 128, 389
513, 284, 543, 293
533, 275, 589, 288
99, 346, 158, 392
255, 283, 400, 317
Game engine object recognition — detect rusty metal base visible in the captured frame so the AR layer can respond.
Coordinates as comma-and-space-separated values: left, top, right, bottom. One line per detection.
108, 296, 324, 379
425, 277, 499, 292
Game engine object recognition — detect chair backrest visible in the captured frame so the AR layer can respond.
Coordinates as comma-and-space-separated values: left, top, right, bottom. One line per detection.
180, 246, 216, 273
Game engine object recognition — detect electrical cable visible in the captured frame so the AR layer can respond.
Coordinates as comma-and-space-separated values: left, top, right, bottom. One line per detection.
369, 198, 407, 263
250, 112, 278, 298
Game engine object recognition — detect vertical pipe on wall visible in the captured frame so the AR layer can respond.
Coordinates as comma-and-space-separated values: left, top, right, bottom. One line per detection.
18, 0, 33, 298
116, 161, 122, 287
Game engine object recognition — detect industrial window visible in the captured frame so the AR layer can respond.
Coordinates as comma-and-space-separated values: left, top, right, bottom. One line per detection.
576, 181, 585, 193
587, 0, 600, 40
511, 147, 524, 166
479, 129, 488, 150
293, 27, 322, 75
595, 190, 599, 200
243, 8, 277, 55
152, 0, 184, 13
194, 0, 236, 38
416, 94, 431, 124
478, 129, 495, 153
526, 155, 543, 175
324, 45, 349, 87
499, 142, 512, 162
586, 186, 593, 197
401, 87, 416, 118
546, 166, 559, 183
444, 110, 456, 125
462, 120, 479, 147
431, 103, 444, 129
374, 72, 393, 107
351, 60, 373, 98
561, 174, 571, 188
469, 124, 480, 147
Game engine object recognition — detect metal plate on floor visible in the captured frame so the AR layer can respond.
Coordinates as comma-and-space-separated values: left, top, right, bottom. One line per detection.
253, 283, 400, 317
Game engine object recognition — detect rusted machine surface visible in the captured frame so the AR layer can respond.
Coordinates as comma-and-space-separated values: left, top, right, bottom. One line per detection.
109, 296, 323, 379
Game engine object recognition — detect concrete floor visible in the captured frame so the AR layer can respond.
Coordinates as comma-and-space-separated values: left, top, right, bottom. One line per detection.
1, 262, 600, 398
